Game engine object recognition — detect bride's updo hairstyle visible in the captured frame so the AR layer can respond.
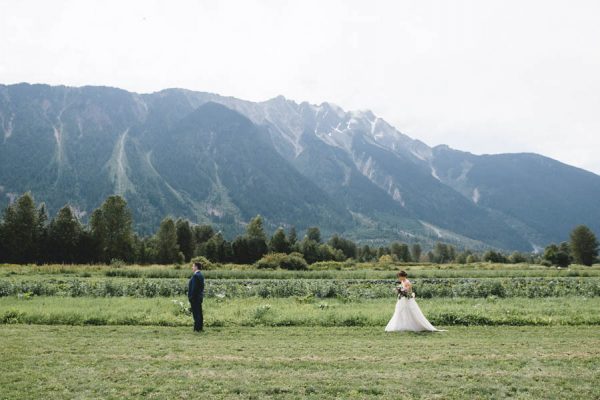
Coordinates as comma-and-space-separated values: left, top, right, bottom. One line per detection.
397, 271, 408, 278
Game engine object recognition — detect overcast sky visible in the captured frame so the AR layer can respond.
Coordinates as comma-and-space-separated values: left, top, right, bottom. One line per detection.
1, 0, 599, 174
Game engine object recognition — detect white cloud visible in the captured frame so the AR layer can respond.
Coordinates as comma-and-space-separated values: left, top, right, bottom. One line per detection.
1, 0, 599, 173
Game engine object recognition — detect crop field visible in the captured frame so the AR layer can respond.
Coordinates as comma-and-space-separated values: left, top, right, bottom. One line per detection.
1, 263, 599, 399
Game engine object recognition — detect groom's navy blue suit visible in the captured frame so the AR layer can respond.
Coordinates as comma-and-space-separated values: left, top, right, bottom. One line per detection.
188, 270, 205, 332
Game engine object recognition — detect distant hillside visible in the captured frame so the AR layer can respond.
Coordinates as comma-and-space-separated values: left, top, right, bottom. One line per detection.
1, 83, 599, 250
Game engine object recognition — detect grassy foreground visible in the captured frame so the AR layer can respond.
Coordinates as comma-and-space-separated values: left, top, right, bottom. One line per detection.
1, 325, 599, 399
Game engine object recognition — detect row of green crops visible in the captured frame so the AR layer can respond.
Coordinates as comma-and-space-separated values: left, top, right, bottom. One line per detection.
3, 264, 600, 279
1, 277, 599, 298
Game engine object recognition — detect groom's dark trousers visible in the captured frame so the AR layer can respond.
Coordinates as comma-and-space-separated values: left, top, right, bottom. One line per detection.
190, 299, 203, 332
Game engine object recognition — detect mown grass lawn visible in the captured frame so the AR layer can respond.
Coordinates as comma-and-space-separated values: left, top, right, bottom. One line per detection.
1, 325, 599, 399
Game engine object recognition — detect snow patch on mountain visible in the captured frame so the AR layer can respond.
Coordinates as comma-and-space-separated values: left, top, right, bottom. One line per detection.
1, 113, 14, 141
421, 221, 444, 238
472, 188, 480, 204
107, 128, 136, 195
356, 154, 375, 179
430, 166, 441, 181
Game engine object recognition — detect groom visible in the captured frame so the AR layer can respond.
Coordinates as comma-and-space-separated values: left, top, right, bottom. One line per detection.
188, 261, 205, 332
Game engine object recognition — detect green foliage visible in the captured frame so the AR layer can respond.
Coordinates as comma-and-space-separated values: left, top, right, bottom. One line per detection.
411, 243, 422, 262
0, 190, 597, 270
190, 256, 217, 270
432, 242, 454, 263
328, 234, 357, 260
508, 251, 528, 264
570, 225, 599, 266
358, 245, 377, 262
246, 215, 267, 241
255, 253, 308, 270
202, 233, 232, 263
90, 195, 134, 263
543, 242, 571, 268
390, 242, 411, 262
175, 219, 193, 262
306, 227, 321, 243
2, 276, 598, 299
47, 206, 83, 263
0, 193, 44, 263
288, 227, 297, 246
269, 228, 290, 253
483, 250, 509, 263
156, 218, 180, 264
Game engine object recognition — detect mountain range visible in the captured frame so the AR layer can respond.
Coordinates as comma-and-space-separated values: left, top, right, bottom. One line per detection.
1, 83, 599, 251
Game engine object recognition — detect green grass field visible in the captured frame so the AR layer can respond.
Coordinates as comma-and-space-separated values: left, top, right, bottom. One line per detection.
2, 297, 600, 327
1, 263, 599, 399
1, 325, 599, 399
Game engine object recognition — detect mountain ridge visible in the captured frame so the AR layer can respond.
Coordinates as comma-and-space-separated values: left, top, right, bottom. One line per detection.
1, 82, 599, 251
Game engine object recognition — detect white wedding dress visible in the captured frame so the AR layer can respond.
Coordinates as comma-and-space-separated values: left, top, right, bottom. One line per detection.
385, 280, 441, 332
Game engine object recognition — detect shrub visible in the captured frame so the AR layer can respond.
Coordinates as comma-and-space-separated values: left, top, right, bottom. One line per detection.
190, 256, 217, 270
110, 259, 125, 268
255, 253, 308, 270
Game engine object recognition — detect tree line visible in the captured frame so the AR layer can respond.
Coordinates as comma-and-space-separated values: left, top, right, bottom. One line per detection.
0, 193, 597, 266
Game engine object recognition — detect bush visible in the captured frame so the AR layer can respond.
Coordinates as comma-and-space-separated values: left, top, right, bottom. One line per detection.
110, 259, 125, 268
255, 253, 308, 271
190, 256, 217, 270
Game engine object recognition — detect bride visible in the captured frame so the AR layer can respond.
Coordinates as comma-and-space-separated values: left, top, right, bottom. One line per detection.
385, 271, 442, 332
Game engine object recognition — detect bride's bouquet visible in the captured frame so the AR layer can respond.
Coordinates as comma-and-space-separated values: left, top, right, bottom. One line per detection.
395, 282, 415, 299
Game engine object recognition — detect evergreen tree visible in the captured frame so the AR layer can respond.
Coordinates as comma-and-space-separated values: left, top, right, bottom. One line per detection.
411, 244, 422, 262
247, 215, 267, 241
433, 242, 450, 263
175, 219, 194, 262
156, 217, 180, 264
288, 227, 297, 246
317, 243, 344, 262
455, 251, 469, 264
134, 237, 151, 265
509, 251, 528, 264
300, 237, 319, 264
192, 224, 215, 257
426, 251, 435, 263
35, 203, 49, 263
391, 242, 411, 262
306, 227, 321, 243
376, 246, 390, 259
90, 195, 134, 263
0, 219, 5, 262
232, 235, 251, 264
76, 229, 97, 264
48, 205, 82, 263
570, 225, 599, 266
466, 253, 480, 263
192, 224, 214, 244
1, 193, 39, 263
543, 243, 571, 267
483, 250, 508, 263
243, 215, 268, 262
207, 232, 231, 263
328, 234, 357, 260
358, 244, 376, 262
269, 228, 290, 253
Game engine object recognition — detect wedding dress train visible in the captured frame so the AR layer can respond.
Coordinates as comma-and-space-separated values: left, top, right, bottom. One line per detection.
385, 296, 441, 332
